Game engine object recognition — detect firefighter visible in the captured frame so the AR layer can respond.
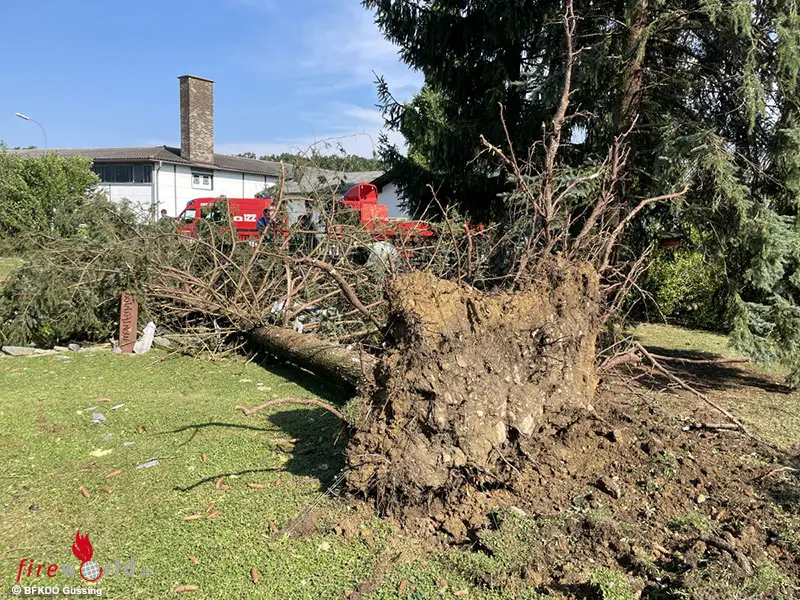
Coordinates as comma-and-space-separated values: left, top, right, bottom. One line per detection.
256, 208, 274, 241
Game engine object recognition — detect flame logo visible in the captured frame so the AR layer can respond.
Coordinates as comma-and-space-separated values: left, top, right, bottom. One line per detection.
71, 531, 94, 562
71, 531, 103, 582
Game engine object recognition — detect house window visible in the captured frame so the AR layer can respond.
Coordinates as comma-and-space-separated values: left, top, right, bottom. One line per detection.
191, 171, 213, 190
92, 163, 152, 183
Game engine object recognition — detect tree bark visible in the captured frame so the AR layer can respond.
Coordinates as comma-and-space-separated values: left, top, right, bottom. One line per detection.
249, 325, 375, 390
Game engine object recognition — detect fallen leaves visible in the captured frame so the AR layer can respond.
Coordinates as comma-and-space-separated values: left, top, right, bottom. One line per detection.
183, 514, 203, 521
206, 510, 220, 520
136, 426, 147, 434
273, 478, 281, 486
215, 477, 229, 490
174, 584, 198, 593
200, 454, 207, 462
205, 502, 215, 514
189, 556, 198, 565
251, 568, 260, 584
100, 487, 112, 495
79, 486, 91, 498
247, 483, 265, 489
398, 579, 408, 595
269, 522, 279, 535
96, 398, 112, 403
104, 469, 122, 479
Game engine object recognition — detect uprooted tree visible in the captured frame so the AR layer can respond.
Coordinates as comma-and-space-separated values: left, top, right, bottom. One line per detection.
1, 1, 795, 540
370, 0, 800, 385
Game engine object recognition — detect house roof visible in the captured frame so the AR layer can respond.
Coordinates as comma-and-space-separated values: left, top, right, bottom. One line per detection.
10, 146, 387, 192
280, 168, 385, 195
10, 146, 288, 178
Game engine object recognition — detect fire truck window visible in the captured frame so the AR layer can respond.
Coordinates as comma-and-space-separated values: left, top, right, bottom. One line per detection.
182, 209, 197, 224
201, 206, 223, 223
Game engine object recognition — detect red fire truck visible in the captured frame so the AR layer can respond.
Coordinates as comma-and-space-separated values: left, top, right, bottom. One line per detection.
176, 197, 270, 240
176, 183, 435, 243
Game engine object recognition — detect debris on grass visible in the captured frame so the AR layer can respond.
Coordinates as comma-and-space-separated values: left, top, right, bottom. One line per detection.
136, 458, 159, 469
111, 403, 125, 410
251, 568, 260, 584
200, 453, 207, 462
104, 470, 124, 480
173, 584, 198, 593
136, 426, 147, 434
89, 448, 113, 458
100, 487, 112, 495
79, 486, 91, 498
189, 556, 198, 565
215, 476, 228, 490
398, 579, 408, 595
183, 514, 203, 521
91, 412, 106, 424
247, 483, 265, 489
206, 510, 220, 520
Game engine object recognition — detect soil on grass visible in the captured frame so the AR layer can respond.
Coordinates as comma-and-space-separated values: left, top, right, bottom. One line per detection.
341, 261, 799, 598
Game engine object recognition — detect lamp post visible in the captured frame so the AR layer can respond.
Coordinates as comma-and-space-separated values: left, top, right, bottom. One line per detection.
14, 113, 48, 149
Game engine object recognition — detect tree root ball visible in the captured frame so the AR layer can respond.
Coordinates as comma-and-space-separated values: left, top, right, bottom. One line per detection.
346, 260, 601, 514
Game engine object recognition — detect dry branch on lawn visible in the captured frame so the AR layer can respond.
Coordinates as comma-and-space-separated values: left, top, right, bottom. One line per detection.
236, 397, 347, 423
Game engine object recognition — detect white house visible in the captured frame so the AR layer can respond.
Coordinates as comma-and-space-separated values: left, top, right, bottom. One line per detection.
14, 76, 284, 217
13, 75, 407, 220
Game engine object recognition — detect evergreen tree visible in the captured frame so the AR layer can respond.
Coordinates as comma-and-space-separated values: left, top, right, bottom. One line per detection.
367, 0, 800, 383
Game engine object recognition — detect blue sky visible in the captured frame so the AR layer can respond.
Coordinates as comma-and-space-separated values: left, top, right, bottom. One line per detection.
0, 0, 421, 157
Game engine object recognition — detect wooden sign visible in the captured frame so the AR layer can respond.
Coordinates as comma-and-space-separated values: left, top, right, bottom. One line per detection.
119, 292, 138, 354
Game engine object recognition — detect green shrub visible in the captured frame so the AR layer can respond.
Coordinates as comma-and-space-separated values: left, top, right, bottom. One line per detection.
644, 247, 727, 330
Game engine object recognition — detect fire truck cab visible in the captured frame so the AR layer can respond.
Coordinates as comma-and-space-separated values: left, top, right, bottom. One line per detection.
176, 197, 272, 241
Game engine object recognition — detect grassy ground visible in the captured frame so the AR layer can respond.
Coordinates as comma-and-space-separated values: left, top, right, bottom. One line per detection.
1, 326, 797, 599
0, 351, 525, 600
634, 323, 800, 449
0, 257, 23, 282
0, 350, 371, 599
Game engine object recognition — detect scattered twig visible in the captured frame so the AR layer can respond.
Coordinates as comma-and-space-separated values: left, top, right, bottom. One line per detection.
635, 343, 749, 433
697, 535, 752, 576
651, 354, 750, 366
236, 397, 347, 423
758, 466, 798, 480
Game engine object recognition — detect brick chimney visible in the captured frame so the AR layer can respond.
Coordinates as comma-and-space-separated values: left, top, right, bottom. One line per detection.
178, 75, 214, 165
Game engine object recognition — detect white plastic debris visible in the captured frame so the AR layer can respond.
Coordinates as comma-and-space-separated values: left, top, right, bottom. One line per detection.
92, 412, 106, 424
136, 458, 159, 469
293, 318, 304, 333
111, 403, 125, 410
133, 322, 156, 354
103, 433, 112, 442
123, 441, 135, 447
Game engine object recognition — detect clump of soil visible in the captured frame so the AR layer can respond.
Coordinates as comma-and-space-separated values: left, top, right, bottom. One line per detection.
342, 259, 800, 597
346, 260, 601, 512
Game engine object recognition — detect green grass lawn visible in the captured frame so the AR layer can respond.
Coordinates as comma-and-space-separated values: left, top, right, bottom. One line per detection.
0, 351, 386, 599
634, 322, 800, 450
0, 351, 524, 600
0, 257, 23, 281
2, 328, 796, 598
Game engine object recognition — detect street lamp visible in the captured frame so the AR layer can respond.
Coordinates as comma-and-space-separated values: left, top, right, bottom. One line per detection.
14, 112, 48, 149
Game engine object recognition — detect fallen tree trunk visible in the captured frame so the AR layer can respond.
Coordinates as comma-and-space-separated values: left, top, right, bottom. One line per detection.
249, 324, 376, 389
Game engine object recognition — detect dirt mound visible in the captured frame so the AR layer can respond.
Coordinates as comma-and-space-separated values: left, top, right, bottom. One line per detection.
346, 260, 601, 512
342, 260, 799, 597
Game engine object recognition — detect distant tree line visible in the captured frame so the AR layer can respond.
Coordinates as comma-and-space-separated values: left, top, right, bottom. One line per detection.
236, 148, 383, 172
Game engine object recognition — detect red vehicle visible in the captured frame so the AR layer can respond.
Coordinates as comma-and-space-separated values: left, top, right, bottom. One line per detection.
176, 184, 435, 245
340, 183, 434, 242
176, 197, 272, 240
